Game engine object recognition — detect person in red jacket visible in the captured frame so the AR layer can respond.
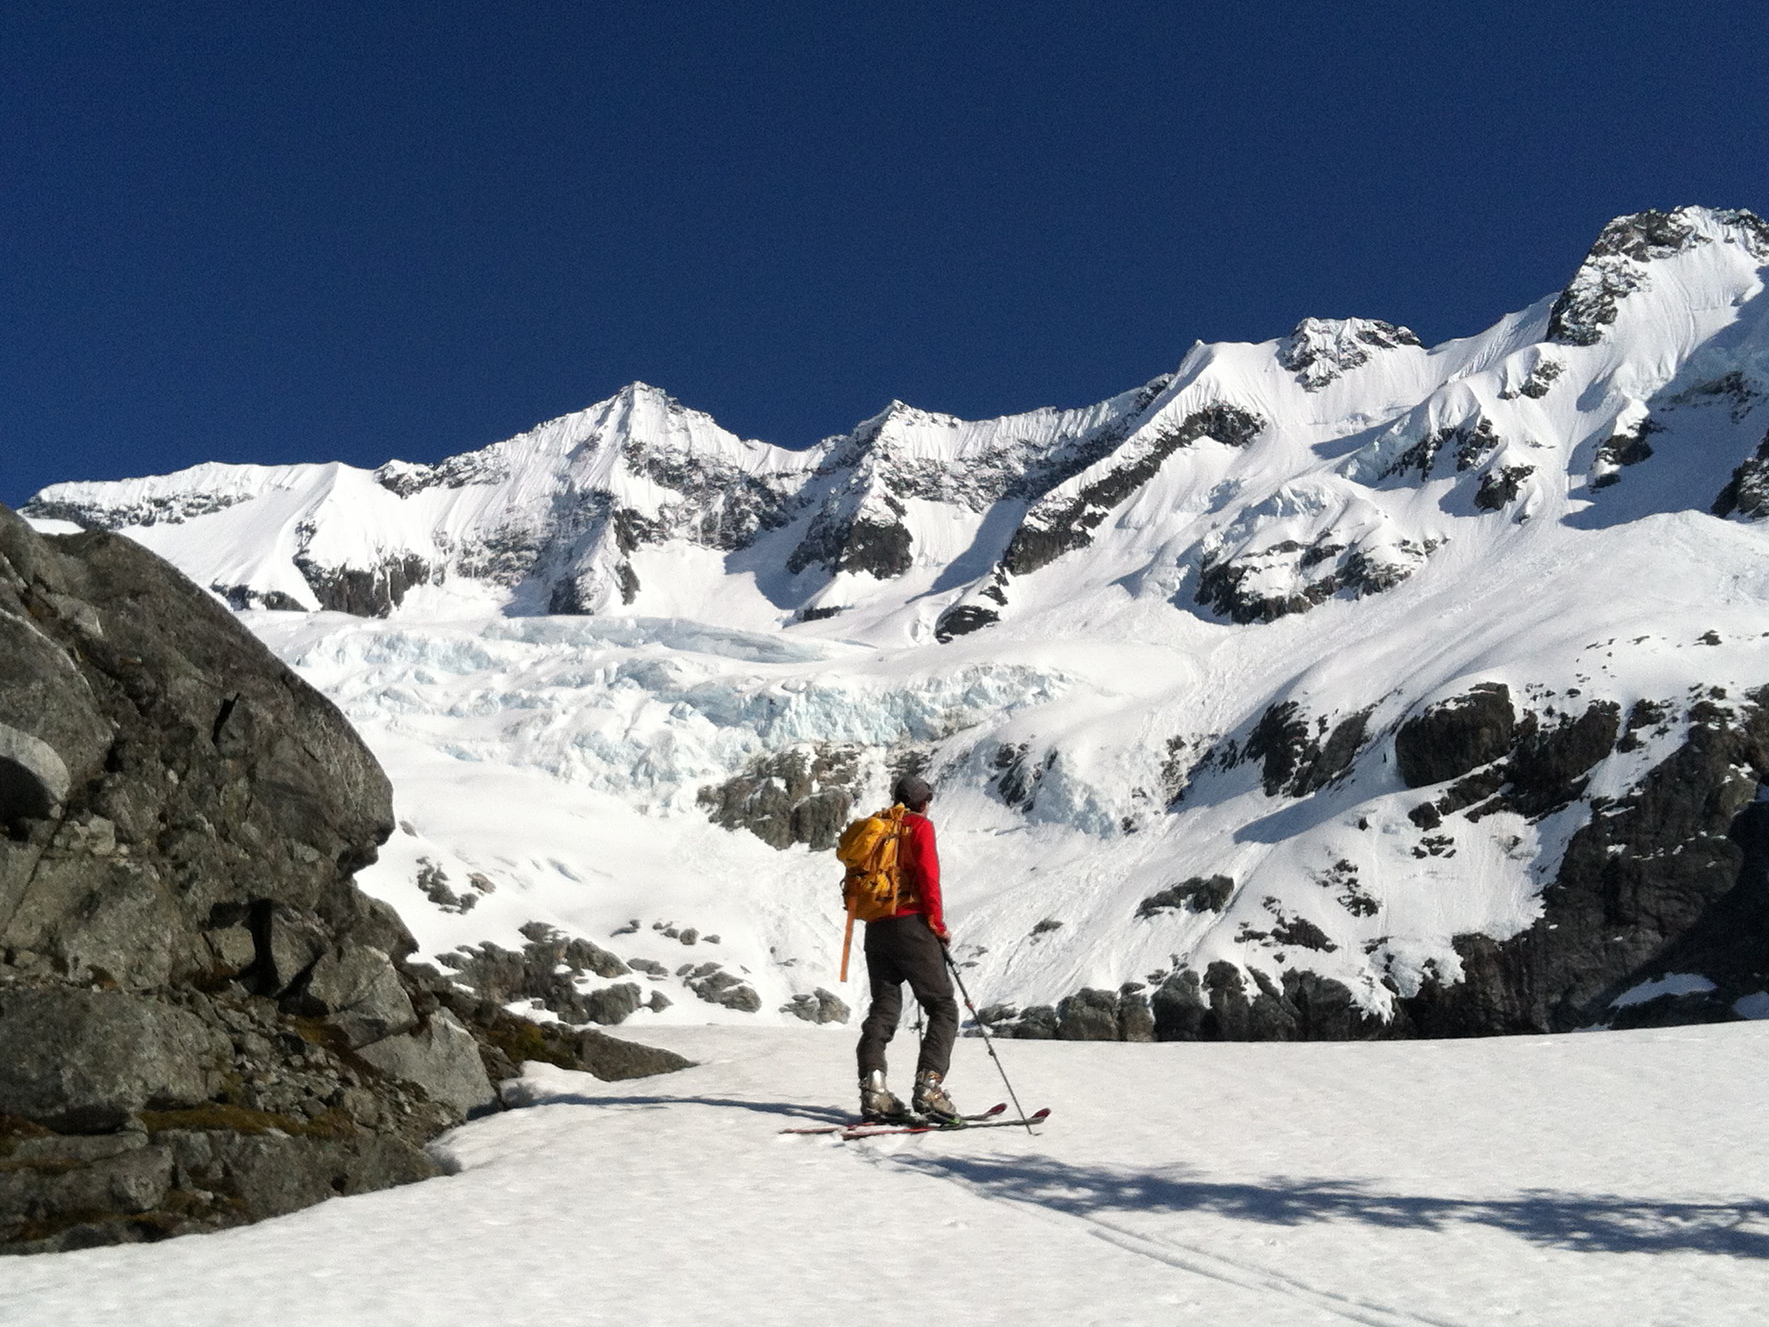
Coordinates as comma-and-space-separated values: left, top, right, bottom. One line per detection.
856, 774, 961, 1123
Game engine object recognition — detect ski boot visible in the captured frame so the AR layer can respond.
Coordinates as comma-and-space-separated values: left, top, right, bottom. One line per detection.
912, 1069, 961, 1124
860, 1070, 913, 1124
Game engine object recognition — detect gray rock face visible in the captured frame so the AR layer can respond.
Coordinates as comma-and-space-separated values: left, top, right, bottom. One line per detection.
0, 725, 70, 828
685, 966, 762, 1012
1590, 418, 1659, 488
781, 988, 851, 1024
1383, 417, 1500, 480
1133, 690, 1769, 1042
1136, 875, 1235, 917
1712, 424, 1769, 519
437, 924, 639, 1025
1394, 684, 1516, 788
1054, 988, 1119, 1040
1474, 464, 1535, 511
995, 985, 1155, 1042
0, 990, 226, 1130
696, 745, 859, 851
1278, 317, 1421, 390
0, 505, 687, 1253
788, 507, 914, 582
0, 1121, 441, 1255
300, 943, 419, 1049
0, 503, 394, 993
1192, 531, 1442, 625
355, 1011, 497, 1120
1245, 702, 1371, 797
293, 551, 434, 617
1402, 692, 1769, 1035
1545, 208, 1769, 346
1149, 965, 1387, 1042
932, 603, 1001, 643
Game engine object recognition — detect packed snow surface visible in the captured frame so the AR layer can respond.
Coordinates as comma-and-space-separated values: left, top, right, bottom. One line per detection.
4, 1022, 1768, 1325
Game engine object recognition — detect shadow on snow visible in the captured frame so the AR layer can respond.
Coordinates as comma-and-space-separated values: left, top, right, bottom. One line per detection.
516, 1094, 1769, 1257
888, 1153, 1769, 1260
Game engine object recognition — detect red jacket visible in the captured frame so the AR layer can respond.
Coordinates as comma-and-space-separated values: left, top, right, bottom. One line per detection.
894, 811, 945, 938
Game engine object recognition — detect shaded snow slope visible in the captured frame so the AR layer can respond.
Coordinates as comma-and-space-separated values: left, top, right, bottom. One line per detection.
23, 205, 1769, 1036
5, 1023, 1768, 1325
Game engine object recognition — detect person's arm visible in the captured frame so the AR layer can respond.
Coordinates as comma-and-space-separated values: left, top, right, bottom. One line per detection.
910, 816, 947, 941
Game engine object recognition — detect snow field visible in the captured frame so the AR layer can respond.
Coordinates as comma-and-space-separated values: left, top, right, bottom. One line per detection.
5, 1022, 1767, 1325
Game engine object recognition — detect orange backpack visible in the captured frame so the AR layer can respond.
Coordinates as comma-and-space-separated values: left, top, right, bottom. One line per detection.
835, 804, 918, 980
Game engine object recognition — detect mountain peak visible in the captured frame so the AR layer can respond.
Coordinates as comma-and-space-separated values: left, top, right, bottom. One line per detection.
1548, 205, 1769, 346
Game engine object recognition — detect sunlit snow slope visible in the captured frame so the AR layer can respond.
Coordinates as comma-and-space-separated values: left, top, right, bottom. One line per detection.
8, 1023, 1769, 1327
26, 205, 1769, 1041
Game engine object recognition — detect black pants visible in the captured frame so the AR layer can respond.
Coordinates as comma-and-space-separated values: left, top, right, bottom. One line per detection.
856, 913, 958, 1080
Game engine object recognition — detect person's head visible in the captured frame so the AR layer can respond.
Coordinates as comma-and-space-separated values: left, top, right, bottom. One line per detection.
892, 774, 933, 814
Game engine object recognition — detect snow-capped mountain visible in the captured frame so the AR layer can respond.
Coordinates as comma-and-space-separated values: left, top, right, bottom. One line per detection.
25, 204, 1769, 1041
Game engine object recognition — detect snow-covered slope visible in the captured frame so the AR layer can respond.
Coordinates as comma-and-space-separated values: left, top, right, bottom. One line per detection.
6, 1023, 1769, 1326
25, 205, 1769, 1040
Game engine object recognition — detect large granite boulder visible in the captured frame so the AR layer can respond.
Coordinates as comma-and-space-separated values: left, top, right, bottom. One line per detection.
0, 506, 686, 1254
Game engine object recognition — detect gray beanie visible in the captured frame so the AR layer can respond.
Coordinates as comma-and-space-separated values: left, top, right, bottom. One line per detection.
892, 775, 934, 808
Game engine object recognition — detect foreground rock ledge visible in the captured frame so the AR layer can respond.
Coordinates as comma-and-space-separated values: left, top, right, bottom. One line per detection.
0, 506, 687, 1254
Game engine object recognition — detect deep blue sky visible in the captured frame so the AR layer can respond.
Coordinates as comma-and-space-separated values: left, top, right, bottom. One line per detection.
5, 1, 1767, 507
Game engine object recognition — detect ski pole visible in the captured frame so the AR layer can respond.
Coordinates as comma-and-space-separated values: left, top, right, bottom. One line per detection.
943, 949, 1035, 1133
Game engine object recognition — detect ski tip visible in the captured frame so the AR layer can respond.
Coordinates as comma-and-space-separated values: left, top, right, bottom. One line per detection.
1024, 1107, 1051, 1124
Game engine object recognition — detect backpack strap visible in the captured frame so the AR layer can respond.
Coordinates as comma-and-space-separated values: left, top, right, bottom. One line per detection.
839, 890, 859, 983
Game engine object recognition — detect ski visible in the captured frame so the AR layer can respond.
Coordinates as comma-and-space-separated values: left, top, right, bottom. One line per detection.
835, 1107, 1050, 1140
779, 1102, 1007, 1136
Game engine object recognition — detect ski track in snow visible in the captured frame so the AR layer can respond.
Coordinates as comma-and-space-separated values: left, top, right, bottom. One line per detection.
875, 1139, 1468, 1327
876, 1151, 1467, 1327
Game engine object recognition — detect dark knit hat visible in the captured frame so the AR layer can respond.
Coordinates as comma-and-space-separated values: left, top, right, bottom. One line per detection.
892, 775, 934, 808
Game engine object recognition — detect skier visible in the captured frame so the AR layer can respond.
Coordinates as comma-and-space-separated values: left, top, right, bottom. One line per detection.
856, 774, 961, 1124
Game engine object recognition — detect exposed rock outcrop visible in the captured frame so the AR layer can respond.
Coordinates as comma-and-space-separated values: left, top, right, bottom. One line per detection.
1474, 465, 1535, 511
696, 745, 859, 851
1136, 875, 1235, 917
1278, 317, 1421, 390
0, 507, 685, 1253
1122, 690, 1769, 1042
436, 923, 641, 1026
1150, 965, 1388, 1042
1193, 534, 1442, 624
1245, 703, 1372, 797
985, 984, 1153, 1042
1399, 693, 1769, 1034
294, 551, 434, 617
781, 988, 851, 1024
1712, 424, 1769, 519
1395, 684, 1516, 788
1589, 417, 1659, 489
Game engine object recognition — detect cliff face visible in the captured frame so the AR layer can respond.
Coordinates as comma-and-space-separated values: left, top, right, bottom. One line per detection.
0, 507, 685, 1254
